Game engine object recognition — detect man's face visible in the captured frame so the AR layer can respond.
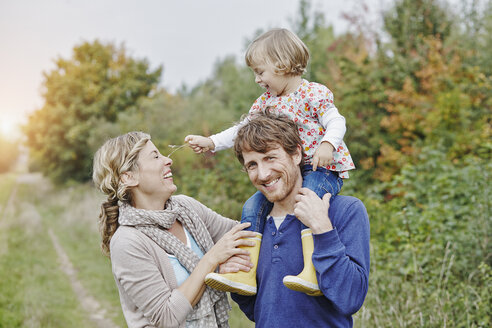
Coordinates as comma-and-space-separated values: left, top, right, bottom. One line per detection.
242, 144, 302, 204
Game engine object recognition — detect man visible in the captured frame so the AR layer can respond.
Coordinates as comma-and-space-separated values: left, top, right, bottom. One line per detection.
231, 112, 370, 327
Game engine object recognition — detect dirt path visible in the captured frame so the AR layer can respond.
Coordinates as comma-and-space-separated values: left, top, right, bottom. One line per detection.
49, 229, 120, 328
5, 173, 120, 328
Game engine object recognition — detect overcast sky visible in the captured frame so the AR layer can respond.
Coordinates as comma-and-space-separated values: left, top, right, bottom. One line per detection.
0, 0, 389, 137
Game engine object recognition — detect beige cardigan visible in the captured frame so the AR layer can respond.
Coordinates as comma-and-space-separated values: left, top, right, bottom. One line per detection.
110, 195, 238, 328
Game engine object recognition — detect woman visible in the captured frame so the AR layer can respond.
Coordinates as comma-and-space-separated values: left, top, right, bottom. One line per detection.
92, 131, 255, 328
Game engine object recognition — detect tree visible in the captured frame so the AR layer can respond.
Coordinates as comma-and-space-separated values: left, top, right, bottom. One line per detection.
381, 0, 454, 90
373, 0, 492, 181
23, 40, 162, 183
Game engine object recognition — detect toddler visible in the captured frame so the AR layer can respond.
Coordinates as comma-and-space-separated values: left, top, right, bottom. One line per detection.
185, 28, 355, 296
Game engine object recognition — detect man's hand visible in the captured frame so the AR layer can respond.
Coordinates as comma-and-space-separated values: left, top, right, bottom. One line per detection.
312, 141, 335, 171
294, 188, 333, 234
184, 135, 215, 154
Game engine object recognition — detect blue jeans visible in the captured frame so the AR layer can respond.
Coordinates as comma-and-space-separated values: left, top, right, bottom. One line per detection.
241, 164, 343, 232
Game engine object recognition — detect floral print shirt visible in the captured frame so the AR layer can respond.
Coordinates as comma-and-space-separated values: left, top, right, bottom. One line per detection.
210, 80, 355, 178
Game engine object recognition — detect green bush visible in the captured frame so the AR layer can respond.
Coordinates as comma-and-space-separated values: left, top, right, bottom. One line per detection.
356, 149, 491, 327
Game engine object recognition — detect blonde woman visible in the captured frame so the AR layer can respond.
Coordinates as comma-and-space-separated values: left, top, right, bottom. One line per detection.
92, 131, 255, 328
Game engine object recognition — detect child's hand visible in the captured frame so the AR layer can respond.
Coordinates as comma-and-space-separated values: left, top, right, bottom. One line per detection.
184, 135, 215, 154
312, 141, 335, 171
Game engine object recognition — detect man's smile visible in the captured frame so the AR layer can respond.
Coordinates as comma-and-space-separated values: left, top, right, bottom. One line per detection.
263, 178, 279, 188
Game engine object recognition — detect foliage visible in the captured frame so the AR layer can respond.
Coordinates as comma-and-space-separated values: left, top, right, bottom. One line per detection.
451, 0, 492, 76
0, 135, 19, 173
383, 0, 453, 54
377, 36, 492, 181
355, 150, 491, 327
297, 0, 492, 187
22, 40, 162, 183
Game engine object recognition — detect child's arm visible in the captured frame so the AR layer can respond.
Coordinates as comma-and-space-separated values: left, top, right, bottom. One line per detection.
184, 135, 215, 154
318, 105, 346, 154
184, 119, 248, 154
313, 87, 347, 170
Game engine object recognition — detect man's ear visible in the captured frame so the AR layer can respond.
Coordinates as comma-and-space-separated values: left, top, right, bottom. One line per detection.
121, 171, 138, 187
294, 144, 302, 166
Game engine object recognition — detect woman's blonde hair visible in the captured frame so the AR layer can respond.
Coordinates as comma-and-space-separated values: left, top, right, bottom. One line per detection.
245, 28, 310, 76
92, 131, 150, 256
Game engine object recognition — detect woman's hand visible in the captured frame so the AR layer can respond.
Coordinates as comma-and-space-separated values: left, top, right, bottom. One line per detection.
219, 254, 253, 274
177, 223, 255, 307
184, 135, 215, 154
206, 223, 256, 267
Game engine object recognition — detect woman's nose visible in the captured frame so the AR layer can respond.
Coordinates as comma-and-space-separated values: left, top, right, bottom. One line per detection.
255, 75, 261, 83
163, 156, 173, 166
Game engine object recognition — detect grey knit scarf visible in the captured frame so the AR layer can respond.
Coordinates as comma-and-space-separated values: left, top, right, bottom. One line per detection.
118, 197, 230, 328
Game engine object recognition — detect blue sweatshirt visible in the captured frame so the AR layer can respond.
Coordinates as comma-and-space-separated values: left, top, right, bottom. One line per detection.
231, 195, 370, 328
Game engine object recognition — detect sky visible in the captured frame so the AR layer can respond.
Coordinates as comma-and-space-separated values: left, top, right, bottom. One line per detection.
0, 0, 388, 138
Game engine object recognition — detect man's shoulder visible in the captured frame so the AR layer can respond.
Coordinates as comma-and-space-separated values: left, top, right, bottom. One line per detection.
333, 195, 363, 206
330, 195, 367, 216
329, 195, 369, 232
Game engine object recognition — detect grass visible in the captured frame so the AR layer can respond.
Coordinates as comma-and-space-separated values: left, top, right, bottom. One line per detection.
38, 186, 127, 328
0, 175, 92, 327
228, 296, 255, 328
0, 172, 16, 210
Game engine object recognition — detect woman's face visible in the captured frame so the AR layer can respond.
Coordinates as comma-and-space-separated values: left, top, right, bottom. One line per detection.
131, 140, 176, 207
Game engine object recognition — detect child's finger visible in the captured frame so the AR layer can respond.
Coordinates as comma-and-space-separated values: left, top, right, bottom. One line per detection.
312, 156, 319, 171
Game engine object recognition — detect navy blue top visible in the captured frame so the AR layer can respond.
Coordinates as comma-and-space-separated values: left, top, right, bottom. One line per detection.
232, 195, 370, 328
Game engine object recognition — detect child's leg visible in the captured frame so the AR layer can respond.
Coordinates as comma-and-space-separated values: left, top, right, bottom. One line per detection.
300, 166, 343, 230
301, 165, 343, 200
283, 166, 343, 296
241, 190, 273, 233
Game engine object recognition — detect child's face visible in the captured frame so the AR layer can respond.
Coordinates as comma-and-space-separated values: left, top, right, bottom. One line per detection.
252, 63, 295, 97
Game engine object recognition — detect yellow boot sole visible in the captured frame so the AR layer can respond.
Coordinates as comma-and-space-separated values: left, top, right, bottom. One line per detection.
282, 275, 322, 296
205, 272, 256, 296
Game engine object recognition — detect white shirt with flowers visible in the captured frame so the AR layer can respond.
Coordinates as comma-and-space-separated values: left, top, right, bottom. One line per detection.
210, 79, 355, 178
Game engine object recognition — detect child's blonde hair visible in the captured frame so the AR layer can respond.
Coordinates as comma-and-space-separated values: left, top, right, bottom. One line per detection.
245, 28, 310, 76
